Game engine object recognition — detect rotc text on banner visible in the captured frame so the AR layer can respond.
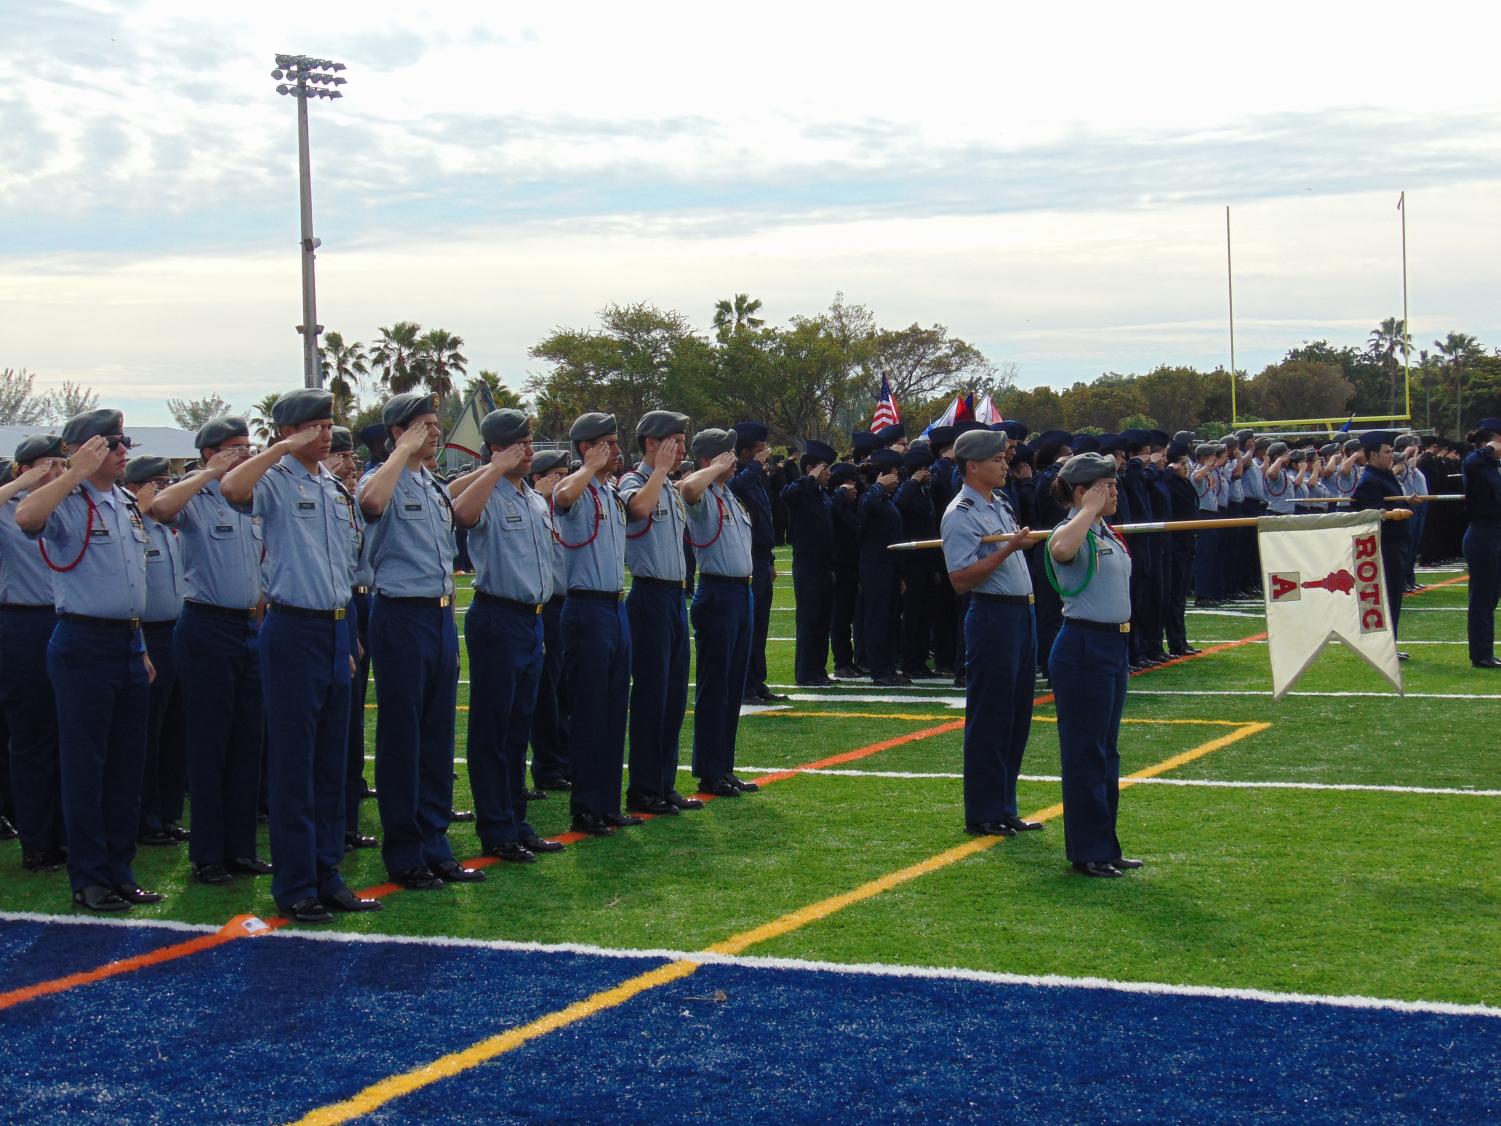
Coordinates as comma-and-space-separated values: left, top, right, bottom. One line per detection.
1256, 511, 1403, 701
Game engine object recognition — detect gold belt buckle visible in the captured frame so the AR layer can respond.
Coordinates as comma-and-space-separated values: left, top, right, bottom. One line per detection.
334, 607, 347, 621
439, 595, 452, 608
1119, 622, 1131, 633
534, 604, 543, 615
617, 591, 626, 602
1027, 594, 1035, 605
128, 617, 140, 629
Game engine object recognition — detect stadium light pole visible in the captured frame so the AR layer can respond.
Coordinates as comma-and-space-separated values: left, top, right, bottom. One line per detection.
271, 54, 347, 389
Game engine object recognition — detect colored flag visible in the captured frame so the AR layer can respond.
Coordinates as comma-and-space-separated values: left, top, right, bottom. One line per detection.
1336, 414, 1355, 433
923, 395, 964, 435
871, 375, 901, 432
1259, 510, 1401, 701
442, 381, 499, 462
963, 393, 975, 419
974, 393, 1001, 425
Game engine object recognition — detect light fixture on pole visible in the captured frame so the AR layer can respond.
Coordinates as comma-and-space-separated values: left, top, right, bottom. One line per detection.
271, 54, 348, 389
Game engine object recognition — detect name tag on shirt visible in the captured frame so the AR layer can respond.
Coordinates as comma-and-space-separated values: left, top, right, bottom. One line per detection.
147, 548, 162, 559
1098, 546, 1115, 555
297, 501, 316, 511
215, 525, 234, 533
90, 528, 111, 538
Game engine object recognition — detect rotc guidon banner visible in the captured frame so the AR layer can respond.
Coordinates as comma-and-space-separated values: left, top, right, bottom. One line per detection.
1256, 511, 1402, 701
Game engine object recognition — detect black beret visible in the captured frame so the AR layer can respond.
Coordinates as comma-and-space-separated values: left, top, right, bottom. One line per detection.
481, 409, 531, 449
1010, 445, 1034, 467
1120, 429, 1151, 451
953, 429, 1007, 462
570, 412, 617, 444
382, 391, 439, 430
62, 408, 124, 446
1167, 441, 1191, 460
195, 415, 249, 450
998, 420, 1029, 441
850, 431, 881, 457
123, 455, 171, 484
1097, 433, 1124, 455
828, 462, 860, 487
530, 449, 569, 475
14, 434, 63, 464
874, 423, 906, 445
733, 420, 770, 446
802, 439, 837, 466
1361, 430, 1396, 452
1059, 452, 1118, 487
271, 389, 334, 427
927, 426, 956, 450
903, 447, 935, 471
1149, 430, 1171, 449
1070, 434, 1101, 454
329, 426, 354, 453
1478, 416, 1501, 432
952, 420, 988, 437
690, 428, 737, 461
359, 423, 389, 459
636, 410, 689, 441
868, 448, 903, 471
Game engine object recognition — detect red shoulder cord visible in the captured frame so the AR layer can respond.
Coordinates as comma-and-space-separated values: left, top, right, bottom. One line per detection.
1103, 519, 1131, 557
38, 489, 100, 573
686, 488, 728, 550
550, 482, 605, 550
624, 473, 657, 541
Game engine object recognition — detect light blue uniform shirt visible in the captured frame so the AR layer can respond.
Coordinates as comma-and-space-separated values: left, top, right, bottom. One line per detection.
142, 518, 185, 622
940, 483, 1033, 597
620, 464, 688, 582
1054, 510, 1132, 624
469, 477, 555, 605
30, 482, 148, 618
1228, 464, 1245, 503
0, 495, 55, 606
554, 478, 627, 593
174, 478, 262, 609
1244, 460, 1266, 503
1332, 465, 1361, 498
244, 456, 359, 611
1194, 468, 1219, 512
361, 466, 456, 599
684, 480, 753, 578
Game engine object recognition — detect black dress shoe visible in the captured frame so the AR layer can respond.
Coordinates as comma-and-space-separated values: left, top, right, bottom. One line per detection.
1397, 651, 1410, 662
1169, 646, 1202, 657
344, 831, 378, 850
759, 690, 790, 702
520, 834, 565, 853
0, 816, 18, 840
325, 887, 383, 911
23, 849, 66, 872
1112, 857, 1144, 870
1001, 815, 1044, 832
448, 808, 476, 823
392, 866, 446, 890
193, 863, 234, 886
903, 666, 939, 679
698, 777, 741, 798
433, 860, 487, 883
114, 884, 165, 904
138, 829, 177, 846
795, 677, 836, 687
626, 795, 679, 816
285, 898, 334, 924
727, 774, 759, 793
871, 674, 911, 687
360, 783, 377, 800
485, 840, 538, 863
1473, 657, 1501, 669
74, 885, 131, 912
605, 812, 646, 827
167, 822, 191, 841
666, 791, 705, 811
1073, 861, 1123, 878
965, 821, 1017, 837
535, 778, 573, 791
833, 666, 863, 679
227, 856, 273, 876
569, 814, 616, 837
953, 674, 967, 688
523, 788, 547, 801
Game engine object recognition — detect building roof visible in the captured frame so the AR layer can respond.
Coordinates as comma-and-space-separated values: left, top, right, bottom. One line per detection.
0, 424, 200, 463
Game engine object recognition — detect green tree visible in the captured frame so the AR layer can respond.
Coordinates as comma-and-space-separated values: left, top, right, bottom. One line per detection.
1434, 331, 1484, 435
0, 367, 55, 426
1059, 374, 1147, 432
167, 394, 233, 430
1243, 359, 1353, 422
862, 323, 995, 406
467, 371, 525, 410
995, 385, 1065, 433
711, 293, 765, 343
370, 322, 426, 394
1366, 317, 1412, 417
320, 331, 369, 424
250, 393, 283, 443
47, 380, 100, 424
419, 328, 467, 407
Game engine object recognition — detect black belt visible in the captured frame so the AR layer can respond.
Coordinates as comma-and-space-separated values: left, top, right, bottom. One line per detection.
1064, 617, 1131, 634
567, 588, 626, 602
473, 590, 543, 615
973, 593, 1034, 606
184, 600, 257, 620
0, 603, 54, 614
632, 576, 688, 591
142, 619, 178, 629
269, 602, 347, 621
376, 593, 453, 608
548, 595, 566, 609
699, 573, 752, 585
60, 613, 142, 630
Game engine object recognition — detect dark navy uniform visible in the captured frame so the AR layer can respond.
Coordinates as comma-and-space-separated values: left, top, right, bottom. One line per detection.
729, 433, 777, 701
1351, 441, 1410, 641
828, 467, 863, 675
894, 454, 939, 676
1461, 435, 1501, 666
858, 451, 905, 682
780, 452, 836, 685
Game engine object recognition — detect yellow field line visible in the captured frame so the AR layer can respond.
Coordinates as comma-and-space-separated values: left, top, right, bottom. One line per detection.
287, 720, 1268, 1124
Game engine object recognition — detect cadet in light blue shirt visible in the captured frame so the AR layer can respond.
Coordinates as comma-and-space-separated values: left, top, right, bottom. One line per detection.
16, 409, 156, 911
1045, 453, 1139, 877
145, 415, 269, 883
0, 435, 64, 868
453, 409, 562, 861
523, 450, 572, 793
219, 388, 374, 924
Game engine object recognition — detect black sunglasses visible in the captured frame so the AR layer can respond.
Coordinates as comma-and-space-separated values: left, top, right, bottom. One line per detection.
104, 435, 135, 451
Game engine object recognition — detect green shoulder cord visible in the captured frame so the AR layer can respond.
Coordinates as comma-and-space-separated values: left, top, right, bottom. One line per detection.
1042, 528, 1098, 597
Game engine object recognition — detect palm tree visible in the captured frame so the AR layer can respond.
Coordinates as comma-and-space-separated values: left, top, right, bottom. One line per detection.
1367, 317, 1411, 416
320, 331, 369, 425
1434, 331, 1483, 434
712, 293, 765, 343
370, 321, 425, 394
419, 328, 468, 408
250, 393, 283, 443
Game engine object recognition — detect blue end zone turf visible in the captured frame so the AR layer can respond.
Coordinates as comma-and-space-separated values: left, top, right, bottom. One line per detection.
2, 919, 1497, 1123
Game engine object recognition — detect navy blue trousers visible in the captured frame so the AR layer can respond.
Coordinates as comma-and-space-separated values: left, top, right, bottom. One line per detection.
1464, 523, 1501, 663
627, 581, 689, 802
859, 558, 900, 678
0, 609, 63, 854
691, 575, 753, 781
962, 600, 1037, 824
791, 563, 833, 683
467, 599, 544, 847
345, 590, 372, 831
1050, 623, 1129, 864
1193, 517, 1222, 601
178, 604, 263, 866
528, 596, 570, 787
370, 597, 458, 875
562, 596, 630, 819
48, 619, 150, 894
748, 558, 774, 694
139, 620, 184, 835
259, 610, 351, 909
830, 566, 859, 669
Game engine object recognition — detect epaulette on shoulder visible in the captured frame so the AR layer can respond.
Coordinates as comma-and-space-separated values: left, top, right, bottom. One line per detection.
991, 488, 1007, 499
269, 461, 293, 475
956, 496, 974, 511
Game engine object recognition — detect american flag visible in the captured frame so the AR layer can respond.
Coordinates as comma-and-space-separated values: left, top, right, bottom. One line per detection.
870, 375, 901, 431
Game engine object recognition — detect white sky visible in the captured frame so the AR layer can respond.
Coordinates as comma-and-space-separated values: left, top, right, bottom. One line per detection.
3, 0, 1498, 426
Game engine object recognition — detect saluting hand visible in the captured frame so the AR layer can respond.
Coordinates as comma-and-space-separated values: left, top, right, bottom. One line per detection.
393, 423, 429, 458
812, 463, 831, 486
277, 428, 323, 457
205, 447, 248, 475
12, 461, 55, 490
582, 441, 613, 474
712, 450, 736, 479
489, 444, 528, 475
1083, 479, 1113, 513
652, 436, 682, 473
68, 436, 110, 478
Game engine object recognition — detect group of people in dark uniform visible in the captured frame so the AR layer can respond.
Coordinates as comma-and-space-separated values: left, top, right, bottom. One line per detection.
1, 394, 1496, 909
